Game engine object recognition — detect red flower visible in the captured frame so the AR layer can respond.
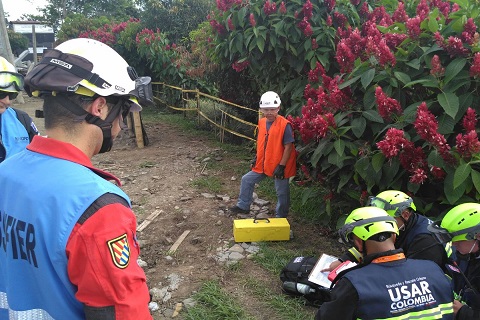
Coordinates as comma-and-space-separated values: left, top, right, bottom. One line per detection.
392, 2, 408, 22
325, 0, 335, 12
410, 168, 428, 184
470, 53, 480, 78
232, 60, 250, 72
263, 0, 277, 15
416, 0, 429, 20
336, 41, 355, 73
249, 13, 256, 27
430, 166, 446, 180
462, 108, 477, 132
430, 55, 445, 77
406, 17, 422, 39
377, 128, 409, 158
279, 1, 287, 14
375, 86, 402, 121
456, 131, 480, 158
302, 0, 313, 20
414, 103, 454, 163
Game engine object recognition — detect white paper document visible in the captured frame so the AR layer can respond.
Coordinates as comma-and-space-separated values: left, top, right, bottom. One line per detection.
308, 253, 357, 288
308, 253, 339, 288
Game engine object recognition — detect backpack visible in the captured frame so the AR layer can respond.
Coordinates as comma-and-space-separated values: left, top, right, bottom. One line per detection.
279, 256, 331, 307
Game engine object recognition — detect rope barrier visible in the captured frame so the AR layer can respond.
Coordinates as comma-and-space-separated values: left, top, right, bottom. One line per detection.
152, 82, 259, 143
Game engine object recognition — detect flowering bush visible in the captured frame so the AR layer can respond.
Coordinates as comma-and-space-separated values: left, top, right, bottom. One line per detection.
210, 0, 480, 223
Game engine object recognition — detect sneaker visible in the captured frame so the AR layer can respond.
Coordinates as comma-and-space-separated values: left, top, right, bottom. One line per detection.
229, 205, 249, 214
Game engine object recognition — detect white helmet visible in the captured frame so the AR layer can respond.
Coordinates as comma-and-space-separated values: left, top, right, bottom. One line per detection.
25, 38, 153, 110
259, 91, 281, 109
0, 56, 24, 93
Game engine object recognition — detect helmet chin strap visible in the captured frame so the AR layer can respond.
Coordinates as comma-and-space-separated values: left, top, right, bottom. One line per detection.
53, 95, 122, 153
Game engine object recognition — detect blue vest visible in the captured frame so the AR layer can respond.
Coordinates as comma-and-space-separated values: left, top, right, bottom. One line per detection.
0, 108, 29, 159
0, 149, 130, 319
402, 214, 453, 260
344, 258, 454, 319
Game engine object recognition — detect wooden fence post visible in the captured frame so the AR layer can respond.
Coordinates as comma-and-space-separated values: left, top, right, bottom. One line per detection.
133, 112, 144, 148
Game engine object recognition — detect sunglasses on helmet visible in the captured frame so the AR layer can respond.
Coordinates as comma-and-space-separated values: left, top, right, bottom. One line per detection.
0, 71, 24, 92
428, 223, 480, 243
338, 215, 396, 245
0, 91, 19, 100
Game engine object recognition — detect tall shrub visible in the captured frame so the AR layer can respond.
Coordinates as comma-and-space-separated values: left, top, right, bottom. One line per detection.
210, 0, 480, 224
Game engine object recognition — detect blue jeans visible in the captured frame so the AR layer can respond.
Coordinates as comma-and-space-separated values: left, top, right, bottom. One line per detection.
236, 170, 290, 218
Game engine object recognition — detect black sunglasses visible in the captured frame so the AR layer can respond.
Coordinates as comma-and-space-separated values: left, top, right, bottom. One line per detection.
0, 91, 19, 100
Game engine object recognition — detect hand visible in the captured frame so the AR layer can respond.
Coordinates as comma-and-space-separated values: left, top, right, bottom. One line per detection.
453, 299, 464, 315
273, 164, 285, 179
321, 260, 342, 272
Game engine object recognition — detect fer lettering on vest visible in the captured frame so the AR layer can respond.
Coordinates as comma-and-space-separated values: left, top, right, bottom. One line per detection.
0, 210, 38, 267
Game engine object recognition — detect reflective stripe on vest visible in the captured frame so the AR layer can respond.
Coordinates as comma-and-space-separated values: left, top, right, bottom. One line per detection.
1, 292, 54, 319
357, 302, 453, 320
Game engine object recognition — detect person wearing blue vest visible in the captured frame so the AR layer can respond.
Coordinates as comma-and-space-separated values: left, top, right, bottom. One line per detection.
316, 206, 454, 319
429, 203, 480, 320
325, 190, 452, 273
0, 56, 39, 163
0, 38, 154, 319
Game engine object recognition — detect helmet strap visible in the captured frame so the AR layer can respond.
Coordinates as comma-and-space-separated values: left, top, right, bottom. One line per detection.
468, 239, 478, 254
54, 95, 114, 153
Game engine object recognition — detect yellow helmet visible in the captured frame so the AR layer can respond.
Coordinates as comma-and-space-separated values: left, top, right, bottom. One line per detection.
428, 203, 480, 243
339, 207, 398, 245
0, 56, 24, 93
367, 190, 416, 217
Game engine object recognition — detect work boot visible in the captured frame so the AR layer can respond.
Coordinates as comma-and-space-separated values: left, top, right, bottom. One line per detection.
229, 205, 249, 214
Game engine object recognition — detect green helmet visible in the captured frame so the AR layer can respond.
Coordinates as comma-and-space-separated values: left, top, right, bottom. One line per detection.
366, 190, 416, 217
339, 207, 398, 245
428, 203, 480, 243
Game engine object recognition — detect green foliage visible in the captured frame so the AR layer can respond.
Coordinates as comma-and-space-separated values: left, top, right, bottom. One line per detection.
55, 14, 112, 43
7, 30, 28, 56
29, 0, 139, 34
289, 0, 480, 224
208, 0, 338, 113
138, 0, 214, 45
208, 0, 480, 225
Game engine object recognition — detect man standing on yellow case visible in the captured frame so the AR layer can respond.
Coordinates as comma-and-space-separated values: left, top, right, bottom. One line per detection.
230, 91, 296, 218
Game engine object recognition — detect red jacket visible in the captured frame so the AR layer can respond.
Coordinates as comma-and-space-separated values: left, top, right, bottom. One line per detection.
252, 115, 296, 178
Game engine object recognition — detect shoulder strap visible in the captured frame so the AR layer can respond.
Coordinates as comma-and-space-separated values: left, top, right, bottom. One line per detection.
12, 108, 36, 141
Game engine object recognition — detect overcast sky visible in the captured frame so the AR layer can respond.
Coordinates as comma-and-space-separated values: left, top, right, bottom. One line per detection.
3, 0, 48, 21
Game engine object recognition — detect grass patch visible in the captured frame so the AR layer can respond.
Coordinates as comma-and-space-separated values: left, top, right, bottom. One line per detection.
184, 280, 255, 320
254, 242, 319, 274
244, 277, 316, 320
191, 176, 223, 194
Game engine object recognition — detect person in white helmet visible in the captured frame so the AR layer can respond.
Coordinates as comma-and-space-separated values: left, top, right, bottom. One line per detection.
0, 38, 154, 319
0, 56, 39, 163
230, 91, 296, 218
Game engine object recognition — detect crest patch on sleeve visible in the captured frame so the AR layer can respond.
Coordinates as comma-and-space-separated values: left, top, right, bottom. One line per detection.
107, 233, 131, 269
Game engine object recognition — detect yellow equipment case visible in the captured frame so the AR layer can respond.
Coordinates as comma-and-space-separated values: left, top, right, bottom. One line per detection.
233, 217, 290, 242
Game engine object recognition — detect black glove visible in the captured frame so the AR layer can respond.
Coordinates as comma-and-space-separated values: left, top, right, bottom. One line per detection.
251, 156, 257, 169
273, 164, 285, 179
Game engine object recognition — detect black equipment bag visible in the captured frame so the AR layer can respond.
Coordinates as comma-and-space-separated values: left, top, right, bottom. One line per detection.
279, 256, 331, 307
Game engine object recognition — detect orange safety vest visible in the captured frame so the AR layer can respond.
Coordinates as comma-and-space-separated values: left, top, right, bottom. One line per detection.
252, 115, 296, 178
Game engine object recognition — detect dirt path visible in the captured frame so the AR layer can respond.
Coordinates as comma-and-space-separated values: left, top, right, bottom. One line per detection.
15, 96, 342, 319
